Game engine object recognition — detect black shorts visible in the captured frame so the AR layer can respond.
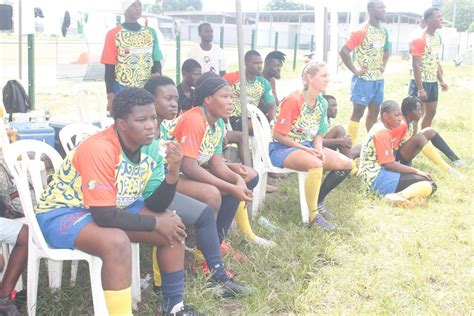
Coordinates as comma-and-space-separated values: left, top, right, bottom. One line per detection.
408, 80, 438, 102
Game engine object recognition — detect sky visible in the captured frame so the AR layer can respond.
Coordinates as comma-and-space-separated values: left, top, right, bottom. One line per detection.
201, 0, 434, 14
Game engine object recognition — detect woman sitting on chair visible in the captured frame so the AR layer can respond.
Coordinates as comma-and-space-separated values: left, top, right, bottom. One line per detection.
269, 61, 353, 231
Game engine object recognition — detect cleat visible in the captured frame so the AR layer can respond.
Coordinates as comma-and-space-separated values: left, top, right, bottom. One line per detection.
317, 202, 334, 218
310, 214, 336, 231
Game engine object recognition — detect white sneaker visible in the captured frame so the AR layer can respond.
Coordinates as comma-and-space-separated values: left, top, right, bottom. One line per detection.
448, 167, 466, 179
252, 235, 276, 247
452, 159, 467, 168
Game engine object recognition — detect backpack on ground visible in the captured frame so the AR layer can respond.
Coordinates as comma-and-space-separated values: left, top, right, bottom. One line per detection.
2, 80, 31, 121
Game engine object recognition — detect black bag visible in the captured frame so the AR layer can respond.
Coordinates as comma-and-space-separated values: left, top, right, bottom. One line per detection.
2, 80, 31, 121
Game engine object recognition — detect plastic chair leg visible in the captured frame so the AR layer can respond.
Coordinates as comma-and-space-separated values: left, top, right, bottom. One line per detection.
27, 247, 40, 316
70, 260, 79, 286
47, 259, 63, 289
131, 243, 141, 309
89, 256, 108, 315
297, 172, 309, 224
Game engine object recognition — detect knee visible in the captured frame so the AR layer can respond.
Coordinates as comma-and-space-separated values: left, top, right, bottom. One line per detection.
422, 127, 436, 139
200, 186, 222, 214
414, 133, 428, 144
352, 107, 364, 118
246, 170, 259, 190
333, 125, 346, 137
342, 158, 353, 170
100, 229, 131, 260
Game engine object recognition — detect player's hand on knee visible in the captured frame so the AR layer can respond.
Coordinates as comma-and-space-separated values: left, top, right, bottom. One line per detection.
155, 210, 187, 247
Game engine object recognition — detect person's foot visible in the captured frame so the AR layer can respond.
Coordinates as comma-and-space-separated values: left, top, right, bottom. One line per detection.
408, 196, 427, 206
220, 241, 247, 263
384, 193, 415, 208
252, 235, 276, 247
163, 302, 203, 316
0, 297, 20, 316
266, 183, 277, 193
448, 167, 466, 178
310, 214, 336, 231
211, 277, 253, 298
452, 159, 467, 168
317, 202, 334, 218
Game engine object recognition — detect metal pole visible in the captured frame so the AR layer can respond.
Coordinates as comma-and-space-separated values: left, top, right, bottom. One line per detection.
310, 35, 314, 52
235, 0, 251, 167
28, 34, 35, 109
251, 29, 256, 50
220, 26, 224, 49
274, 32, 279, 51
293, 34, 298, 71
255, 0, 260, 47
18, 0, 22, 79
176, 33, 181, 84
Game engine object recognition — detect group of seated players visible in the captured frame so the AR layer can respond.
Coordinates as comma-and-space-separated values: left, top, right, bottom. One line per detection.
1, 50, 464, 315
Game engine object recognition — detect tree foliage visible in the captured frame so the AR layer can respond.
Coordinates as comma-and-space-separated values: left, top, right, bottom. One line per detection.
265, 0, 314, 11
441, 0, 474, 32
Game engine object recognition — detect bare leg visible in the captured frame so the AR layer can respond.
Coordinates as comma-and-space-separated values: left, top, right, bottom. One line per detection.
350, 103, 366, 123
0, 225, 28, 297
366, 103, 380, 131
321, 148, 353, 170
421, 101, 437, 128
398, 133, 428, 162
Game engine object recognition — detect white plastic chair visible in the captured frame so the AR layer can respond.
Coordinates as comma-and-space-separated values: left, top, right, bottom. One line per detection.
247, 105, 310, 224
58, 123, 100, 154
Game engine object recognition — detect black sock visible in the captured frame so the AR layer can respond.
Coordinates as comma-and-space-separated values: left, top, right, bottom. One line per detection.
431, 133, 459, 161
318, 170, 350, 203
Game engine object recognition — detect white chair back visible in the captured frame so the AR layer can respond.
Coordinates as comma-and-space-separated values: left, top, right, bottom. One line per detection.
59, 123, 100, 154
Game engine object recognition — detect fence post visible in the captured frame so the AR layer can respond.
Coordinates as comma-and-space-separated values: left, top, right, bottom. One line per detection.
274, 32, 279, 51
220, 26, 224, 49
251, 29, 256, 50
293, 34, 298, 71
115, 15, 121, 26
176, 33, 181, 84
28, 34, 35, 109
310, 35, 314, 52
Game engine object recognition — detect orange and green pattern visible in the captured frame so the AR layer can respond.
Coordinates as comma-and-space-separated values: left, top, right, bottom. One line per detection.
410, 31, 442, 82
345, 23, 389, 81
36, 126, 164, 212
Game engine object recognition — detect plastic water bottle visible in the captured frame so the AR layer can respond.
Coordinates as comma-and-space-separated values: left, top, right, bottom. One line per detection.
140, 273, 152, 290
258, 216, 278, 233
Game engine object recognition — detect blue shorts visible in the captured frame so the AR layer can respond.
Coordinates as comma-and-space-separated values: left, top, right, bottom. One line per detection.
350, 76, 384, 106
408, 80, 438, 102
114, 82, 129, 94
36, 199, 145, 250
269, 141, 312, 168
372, 168, 401, 195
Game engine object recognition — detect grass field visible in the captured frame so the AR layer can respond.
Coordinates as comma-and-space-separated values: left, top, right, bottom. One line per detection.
30, 60, 473, 315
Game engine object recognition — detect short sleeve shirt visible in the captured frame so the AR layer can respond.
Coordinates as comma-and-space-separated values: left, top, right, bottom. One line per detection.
410, 31, 442, 82
187, 45, 227, 75
273, 91, 329, 144
391, 117, 414, 150
223, 71, 275, 117
101, 25, 162, 88
345, 22, 390, 81
36, 126, 164, 212
170, 107, 225, 165
359, 123, 397, 189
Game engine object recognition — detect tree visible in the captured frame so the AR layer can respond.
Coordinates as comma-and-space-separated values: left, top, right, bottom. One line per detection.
468, 21, 474, 32
266, 0, 314, 11
441, 0, 474, 32
163, 0, 203, 11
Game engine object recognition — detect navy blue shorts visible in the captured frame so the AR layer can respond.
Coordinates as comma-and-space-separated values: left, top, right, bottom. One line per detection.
350, 76, 384, 106
269, 141, 313, 168
37, 199, 144, 250
408, 80, 438, 102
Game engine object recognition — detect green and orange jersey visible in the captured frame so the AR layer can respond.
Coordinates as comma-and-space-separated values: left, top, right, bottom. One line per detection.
359, 123, 397, 189
223, 71, 275, 117
273, 91, 329, 144
345, 22, 390, 81
391, 117, 415, 150
36, 126, 164, 212
101, 25, 162, 88
169, 107, 225, 165
409, 30, 442, 82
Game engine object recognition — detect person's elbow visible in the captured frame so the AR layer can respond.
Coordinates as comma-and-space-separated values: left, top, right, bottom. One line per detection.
339, 46, 350, 58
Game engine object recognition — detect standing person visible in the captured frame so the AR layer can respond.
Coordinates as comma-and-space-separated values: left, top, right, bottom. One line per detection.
144, 75, 252, 298
0, 217, 28, 315
101, 0, 163, 113
359, 100, 437, 208
339, 0, 390, 144
270, 62, 353, 230
35, 88, 199, 315
224, 50, 276, 129
187, 23, 227, 76
408, 7, 448, 128
176, 59, 202, 115
262, 51, 286, 105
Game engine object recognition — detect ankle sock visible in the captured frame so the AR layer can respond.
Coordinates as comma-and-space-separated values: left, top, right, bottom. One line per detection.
347, 120, 359, 144
152, 246, 162, 287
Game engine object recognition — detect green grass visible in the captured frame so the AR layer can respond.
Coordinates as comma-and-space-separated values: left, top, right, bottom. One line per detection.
30, 61, 473, 314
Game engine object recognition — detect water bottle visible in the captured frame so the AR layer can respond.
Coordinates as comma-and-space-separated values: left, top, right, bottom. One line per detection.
258, 216, 278, 233
140, 273, 152, 290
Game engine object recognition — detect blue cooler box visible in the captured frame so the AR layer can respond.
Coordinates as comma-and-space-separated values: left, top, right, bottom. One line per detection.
9, 122, 55, 147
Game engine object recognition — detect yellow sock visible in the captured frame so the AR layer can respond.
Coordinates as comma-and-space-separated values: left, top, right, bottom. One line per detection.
347, 120, 359, 144
152, 246, 162, 287
421, 142, 450, 171
235, 201, 257, 240
306, 167, 323, 222
350, 160, 358, 176
194, 248, 205, 262
398, 181, 433, 199
104, 287, 132, 316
